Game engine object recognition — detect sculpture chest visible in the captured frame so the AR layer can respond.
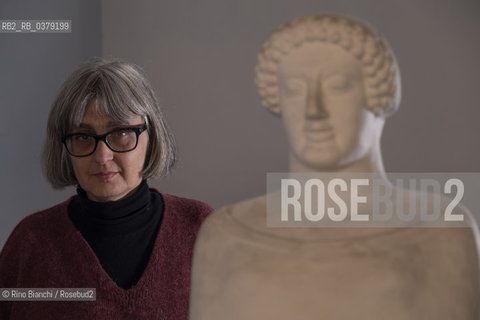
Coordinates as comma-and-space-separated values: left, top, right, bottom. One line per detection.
191, 208, 480, 320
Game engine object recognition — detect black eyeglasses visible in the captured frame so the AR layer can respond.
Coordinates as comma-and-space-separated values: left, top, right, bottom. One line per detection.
62, 124, 148, 157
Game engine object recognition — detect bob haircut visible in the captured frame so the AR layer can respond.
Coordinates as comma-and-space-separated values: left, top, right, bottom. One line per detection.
43, 58, 176, 189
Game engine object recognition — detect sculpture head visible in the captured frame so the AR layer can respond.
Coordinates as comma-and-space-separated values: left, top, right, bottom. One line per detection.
255, 14, 401, 170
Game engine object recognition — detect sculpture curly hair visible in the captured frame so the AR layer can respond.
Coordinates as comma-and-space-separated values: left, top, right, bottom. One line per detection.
255, 14, 401, 117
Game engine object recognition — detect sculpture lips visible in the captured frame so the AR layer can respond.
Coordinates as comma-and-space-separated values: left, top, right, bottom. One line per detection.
304, 122, 334, 142
305, 131, 335, 143
304, 121, 332, 132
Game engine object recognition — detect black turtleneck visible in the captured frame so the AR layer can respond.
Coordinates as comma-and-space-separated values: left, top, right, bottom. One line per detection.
68, 180, 164, 289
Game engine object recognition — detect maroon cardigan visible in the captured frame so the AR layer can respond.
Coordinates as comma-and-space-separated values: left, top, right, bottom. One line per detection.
0, 192, 213, 319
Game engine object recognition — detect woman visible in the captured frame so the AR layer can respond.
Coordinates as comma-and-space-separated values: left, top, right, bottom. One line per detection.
0, 58, 213, 319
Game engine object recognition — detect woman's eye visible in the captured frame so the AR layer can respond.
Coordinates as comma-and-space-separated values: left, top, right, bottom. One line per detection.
110, 129, 134, 140
113, 130, 129, 137
74, 134, 91, 142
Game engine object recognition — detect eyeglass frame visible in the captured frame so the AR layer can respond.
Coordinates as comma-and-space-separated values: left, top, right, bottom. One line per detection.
61, 123, 148, 157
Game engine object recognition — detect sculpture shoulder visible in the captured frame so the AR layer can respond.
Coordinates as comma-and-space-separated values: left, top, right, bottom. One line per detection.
414, 227, 480, 263
223, 194, 267, 223
199, 195, 267, 237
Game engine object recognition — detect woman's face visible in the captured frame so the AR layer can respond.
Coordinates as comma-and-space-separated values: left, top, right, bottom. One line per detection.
69, 99, 149, 202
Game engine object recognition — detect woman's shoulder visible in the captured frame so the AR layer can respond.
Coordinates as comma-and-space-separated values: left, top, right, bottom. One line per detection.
0, 198, 74, 276
14, 198, 72, 229
150, 189, 214, 222
151, 188, 213, 212
3, 198, 73, 247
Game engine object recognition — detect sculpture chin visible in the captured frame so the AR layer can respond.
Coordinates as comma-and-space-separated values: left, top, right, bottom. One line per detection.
291, 136, 371, 171
292, 141, 341, 171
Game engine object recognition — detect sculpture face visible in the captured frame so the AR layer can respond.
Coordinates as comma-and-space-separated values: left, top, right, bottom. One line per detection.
277, 42, 381, 170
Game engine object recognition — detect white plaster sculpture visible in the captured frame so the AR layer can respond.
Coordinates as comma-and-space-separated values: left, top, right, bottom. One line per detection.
190, 14, 480, 319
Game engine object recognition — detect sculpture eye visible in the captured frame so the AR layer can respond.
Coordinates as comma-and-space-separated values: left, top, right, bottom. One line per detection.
283, 79, 307, 95
325, 74, 351, 91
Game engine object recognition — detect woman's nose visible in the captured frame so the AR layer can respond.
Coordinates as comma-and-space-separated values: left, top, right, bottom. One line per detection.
93, 140, 114, 164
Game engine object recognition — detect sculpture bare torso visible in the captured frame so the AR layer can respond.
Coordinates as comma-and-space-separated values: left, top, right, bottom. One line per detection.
192, 196, 479, 319
190, 14, 480, 319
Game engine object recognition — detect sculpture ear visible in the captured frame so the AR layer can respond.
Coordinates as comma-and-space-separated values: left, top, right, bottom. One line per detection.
259, 94, 281, 116
266, 104, 282, 117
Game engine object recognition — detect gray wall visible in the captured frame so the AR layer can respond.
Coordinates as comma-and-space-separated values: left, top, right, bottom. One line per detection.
102, 0, 480, 209
0, 0, 101, 247
1, 0, 479, 249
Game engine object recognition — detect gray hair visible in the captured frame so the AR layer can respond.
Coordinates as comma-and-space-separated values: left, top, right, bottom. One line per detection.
42, 58, 176, 188
255, 14, 401, 117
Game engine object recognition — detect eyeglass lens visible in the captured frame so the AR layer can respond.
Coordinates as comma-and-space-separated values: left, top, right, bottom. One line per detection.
65, 129, 138, 156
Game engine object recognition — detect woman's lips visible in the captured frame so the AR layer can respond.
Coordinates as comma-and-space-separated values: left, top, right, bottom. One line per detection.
93, 172, 117, 181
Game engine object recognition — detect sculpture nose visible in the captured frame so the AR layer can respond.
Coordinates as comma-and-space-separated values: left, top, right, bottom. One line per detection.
305, 77, 328, 120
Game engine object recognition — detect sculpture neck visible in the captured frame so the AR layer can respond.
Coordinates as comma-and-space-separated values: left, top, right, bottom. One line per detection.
288, 144, 387, 179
